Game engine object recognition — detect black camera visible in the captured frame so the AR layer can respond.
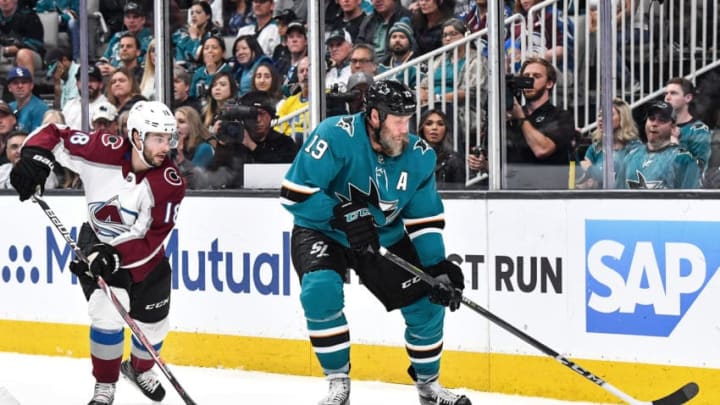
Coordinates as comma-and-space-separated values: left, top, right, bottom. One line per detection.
505, 74, 534, 110
326, 84, 363, 103
215, 100, 259, 144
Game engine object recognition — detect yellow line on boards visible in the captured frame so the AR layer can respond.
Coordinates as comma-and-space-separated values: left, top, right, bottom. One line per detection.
0, 320, 716, 404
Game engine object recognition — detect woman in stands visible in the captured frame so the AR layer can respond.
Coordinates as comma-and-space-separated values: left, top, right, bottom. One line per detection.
410, 0, 456, 56
231, 34, 273, 97
173, 0, 221, 70
175, 105, 215, 174
189, 35, 232, 101
250, 61, 284, 107
107, 67, 146, 116
139, 39, 156, 100
202, 71, 239, 129
577, 98, 642, 188
418, 109, 466, 185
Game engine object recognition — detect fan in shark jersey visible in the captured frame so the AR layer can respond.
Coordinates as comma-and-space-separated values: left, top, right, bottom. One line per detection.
280, 80, 471, 405
9, 101, 186, 405
615, 100, 701, 189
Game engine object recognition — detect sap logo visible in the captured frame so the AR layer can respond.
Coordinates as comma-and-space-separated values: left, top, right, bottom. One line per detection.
585, 220, 720, 337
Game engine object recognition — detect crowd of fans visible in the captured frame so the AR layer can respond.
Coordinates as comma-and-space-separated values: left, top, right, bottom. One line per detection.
0, 0, 719, 191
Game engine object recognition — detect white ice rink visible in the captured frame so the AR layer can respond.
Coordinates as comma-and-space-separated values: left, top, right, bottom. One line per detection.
0, 352, 612, 405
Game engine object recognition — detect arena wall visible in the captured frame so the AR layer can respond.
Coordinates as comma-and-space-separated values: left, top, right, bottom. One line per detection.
0, 193, 717, 403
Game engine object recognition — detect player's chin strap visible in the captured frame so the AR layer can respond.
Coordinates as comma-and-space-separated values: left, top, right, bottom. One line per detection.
376, 246, 699, 405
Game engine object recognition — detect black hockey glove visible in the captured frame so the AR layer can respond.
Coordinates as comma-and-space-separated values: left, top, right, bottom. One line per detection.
331, 200, 380, 253
426, 260, 465, 311
86, 243, 122, 280
10, 147, 56, 201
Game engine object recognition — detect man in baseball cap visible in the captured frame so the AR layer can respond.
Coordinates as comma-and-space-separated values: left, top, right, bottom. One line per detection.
325, 29, 353, 92
7, 66, 48, 133
92, 101, 119, 135
645, 100, 676, 123
62, 64, 108, 131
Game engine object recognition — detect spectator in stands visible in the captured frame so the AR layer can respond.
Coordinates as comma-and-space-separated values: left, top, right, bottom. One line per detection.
91, 101, 119, 136
236, 0, 281, 57
139, 39, 156, 100
101, 1, 152, 68
251, 61, 283, 106
278, 21, 308, 95
505, 57, 577, 189
117, 109, 129, 138
328, 0, 367, 39
510, 0, 573, 72
616, 100, 701, 189
172, 66, 202, 113
460, 0, 511, 34
0, 130, 58, 189
231, 34, 272, 97
411, 0, 455, 56
190, 35, 231, 100
0, 0, 45, 75
203, 71, 239, 129
0, 101, 18, 165
325, 29, 353, 92
7, 66, 48, 133
62, 64, 107, 131
349, 43, 378, 76
664, 77, 711, 167
238, 90, 297, 163
576, 98, 642, 189
46, 47, 79, 110
356, 0, 412, 62
418, 19, 485, 140
272, 11, 301, 77
224, 0, 253, 36
173, 0, 221, 70
174, 105, 215, 178
98, 33, 143, 81
106, 67, 146, 115
378, 21, 419, 88
346, 71, 374, 114
35, 0, 81, 60
276, 55, 309, 143
418, 109, 465, 184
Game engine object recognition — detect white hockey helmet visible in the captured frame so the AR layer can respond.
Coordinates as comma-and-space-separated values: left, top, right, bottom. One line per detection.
127, 101, 178, 148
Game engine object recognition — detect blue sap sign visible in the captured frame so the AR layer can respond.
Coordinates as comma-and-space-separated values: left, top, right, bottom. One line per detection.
585, 220, 720, 337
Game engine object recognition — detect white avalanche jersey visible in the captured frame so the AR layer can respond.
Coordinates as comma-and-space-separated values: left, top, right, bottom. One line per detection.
25, 124, 186, 282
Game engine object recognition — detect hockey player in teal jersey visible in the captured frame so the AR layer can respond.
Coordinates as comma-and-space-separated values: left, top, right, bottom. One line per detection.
280, 80, 470, 405
615, 100, 701, 189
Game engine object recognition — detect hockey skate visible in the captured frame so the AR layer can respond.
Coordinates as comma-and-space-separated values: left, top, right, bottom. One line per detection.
87, 382, 115, 405
416, 380, 472, 405
120, 360, 166, 402
318, 373, 350, 405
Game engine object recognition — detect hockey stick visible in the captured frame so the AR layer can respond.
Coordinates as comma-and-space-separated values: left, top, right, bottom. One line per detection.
32, 194, 198, 405
378, 247, 699, 405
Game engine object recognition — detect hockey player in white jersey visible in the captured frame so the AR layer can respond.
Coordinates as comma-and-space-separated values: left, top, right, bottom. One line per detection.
10, 101, 185, 405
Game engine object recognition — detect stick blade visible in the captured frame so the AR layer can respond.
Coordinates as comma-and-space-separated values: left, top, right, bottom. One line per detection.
652, 382, 699, 405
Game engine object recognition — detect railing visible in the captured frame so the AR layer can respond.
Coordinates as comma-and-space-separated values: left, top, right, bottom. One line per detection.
274, 0, 720, 188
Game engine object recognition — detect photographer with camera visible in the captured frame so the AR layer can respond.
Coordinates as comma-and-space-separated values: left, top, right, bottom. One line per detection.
186, 90, 297, 189
503, 57, 577, 189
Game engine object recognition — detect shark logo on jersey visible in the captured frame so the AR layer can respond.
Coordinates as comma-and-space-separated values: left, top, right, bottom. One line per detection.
627, 171, 664, 189
88, 195, 138, 238
335, 179, 399, 225
336, 116, 355, 137
413, 139, 430, 155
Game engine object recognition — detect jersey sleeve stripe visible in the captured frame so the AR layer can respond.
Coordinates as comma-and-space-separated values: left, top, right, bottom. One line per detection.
280, 179, 319, 203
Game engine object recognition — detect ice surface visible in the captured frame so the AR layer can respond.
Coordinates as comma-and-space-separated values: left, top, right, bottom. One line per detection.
0, 352, 611, 404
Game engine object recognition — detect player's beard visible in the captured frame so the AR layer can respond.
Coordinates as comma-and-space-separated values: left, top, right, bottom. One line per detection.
378, 126, 409, 157
143, 148, 165, 167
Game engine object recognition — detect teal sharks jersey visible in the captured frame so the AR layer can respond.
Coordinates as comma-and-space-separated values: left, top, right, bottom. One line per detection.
280, 113, 447, 266
615, 143, 701, 189
678, 119, 711, 166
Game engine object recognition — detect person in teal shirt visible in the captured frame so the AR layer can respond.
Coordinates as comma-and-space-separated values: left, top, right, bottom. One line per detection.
577, 98, 642, 189
7, 67, 48, 133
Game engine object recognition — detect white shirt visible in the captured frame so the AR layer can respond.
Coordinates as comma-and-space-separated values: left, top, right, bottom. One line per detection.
236, 21, 280, 58
61, 94, 109, 131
